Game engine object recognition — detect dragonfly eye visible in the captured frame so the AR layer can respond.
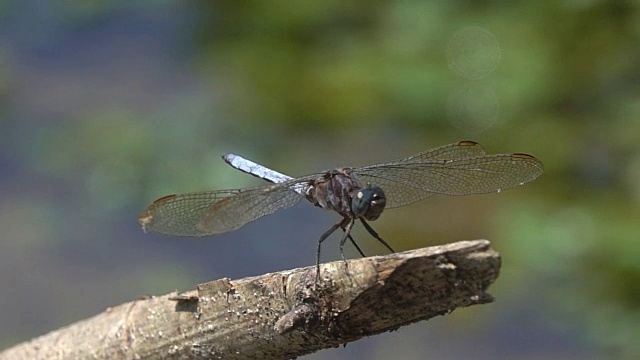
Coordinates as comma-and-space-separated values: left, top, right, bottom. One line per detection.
351, 186, 386, 221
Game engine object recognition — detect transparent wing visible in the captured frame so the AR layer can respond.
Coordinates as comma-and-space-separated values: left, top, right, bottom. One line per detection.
138, 180, 309, 236
353, 151, 544, 209
400, 140, 487, 161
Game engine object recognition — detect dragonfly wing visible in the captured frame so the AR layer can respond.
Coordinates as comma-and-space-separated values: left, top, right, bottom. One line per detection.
353, 153, 544, 209
138, 182, 305, 236
400, 140, 487, 161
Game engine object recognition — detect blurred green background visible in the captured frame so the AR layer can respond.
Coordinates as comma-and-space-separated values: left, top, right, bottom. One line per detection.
1, 1, 639, 359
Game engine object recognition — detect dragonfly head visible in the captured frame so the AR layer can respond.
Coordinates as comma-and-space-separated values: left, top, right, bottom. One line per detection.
351, 185, 386, 221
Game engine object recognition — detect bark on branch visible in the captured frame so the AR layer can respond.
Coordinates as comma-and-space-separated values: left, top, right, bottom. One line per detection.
1, 239, 500, 360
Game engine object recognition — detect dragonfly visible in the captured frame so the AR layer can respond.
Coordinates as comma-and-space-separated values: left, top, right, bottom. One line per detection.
138, 141, 544, 278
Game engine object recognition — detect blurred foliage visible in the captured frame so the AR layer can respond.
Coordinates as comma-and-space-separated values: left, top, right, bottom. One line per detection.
191, 5, 640, 356
2, 1, 640, 359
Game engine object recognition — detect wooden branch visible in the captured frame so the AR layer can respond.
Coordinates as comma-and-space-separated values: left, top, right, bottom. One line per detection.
0, 240, 500, 360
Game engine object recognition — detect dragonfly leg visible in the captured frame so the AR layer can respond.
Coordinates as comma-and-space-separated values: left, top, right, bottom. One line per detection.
315, 217, 347, 282
359, 219, 395, 253
347, 234, 366, 257
338, 218, 356, 277
340, 224, 366, 257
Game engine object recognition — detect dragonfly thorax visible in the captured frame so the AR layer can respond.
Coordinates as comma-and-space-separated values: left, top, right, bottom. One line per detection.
304, 168, 385, 220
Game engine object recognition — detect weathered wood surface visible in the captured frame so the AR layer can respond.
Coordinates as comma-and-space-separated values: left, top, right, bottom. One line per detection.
0, 239, 500, 360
